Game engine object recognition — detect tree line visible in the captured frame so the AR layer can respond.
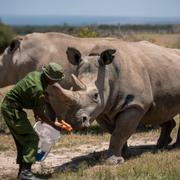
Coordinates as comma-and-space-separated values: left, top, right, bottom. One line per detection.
0, 20, 180, 53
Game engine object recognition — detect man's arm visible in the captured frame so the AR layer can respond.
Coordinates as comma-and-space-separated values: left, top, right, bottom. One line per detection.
33, 109, 62, 131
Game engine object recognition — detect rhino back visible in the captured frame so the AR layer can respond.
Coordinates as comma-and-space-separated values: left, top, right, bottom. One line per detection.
138, 42, 180, 124
0, 32, 123, 88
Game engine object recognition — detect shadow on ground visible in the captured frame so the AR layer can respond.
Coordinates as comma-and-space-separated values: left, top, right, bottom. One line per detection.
52, 143, 176, 174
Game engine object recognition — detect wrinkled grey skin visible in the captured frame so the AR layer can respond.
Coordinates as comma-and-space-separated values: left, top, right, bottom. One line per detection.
0, 33, 90, 88
52, 42, 180, 164
0, 32, 123, 88
0, 32, 122, 118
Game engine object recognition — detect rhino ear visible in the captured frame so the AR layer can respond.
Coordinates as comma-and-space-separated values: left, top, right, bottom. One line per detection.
8, 38, 22, 53
66, 47, 82, 65
99, 49, 116, 65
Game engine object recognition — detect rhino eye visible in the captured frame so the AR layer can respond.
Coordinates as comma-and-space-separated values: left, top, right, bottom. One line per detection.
93, 93, 99, 102
94, 93, 98, 98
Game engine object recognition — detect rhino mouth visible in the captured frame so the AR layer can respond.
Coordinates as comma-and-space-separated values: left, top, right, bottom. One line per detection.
67, 117, 91, 130
71, 120, 90, 130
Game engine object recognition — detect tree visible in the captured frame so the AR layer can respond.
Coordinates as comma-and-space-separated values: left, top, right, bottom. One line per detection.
78, 27, 98, 38
0, 23, 16, 53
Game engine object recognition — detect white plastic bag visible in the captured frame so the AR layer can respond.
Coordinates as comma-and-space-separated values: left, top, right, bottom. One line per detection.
34, 121, 60, 161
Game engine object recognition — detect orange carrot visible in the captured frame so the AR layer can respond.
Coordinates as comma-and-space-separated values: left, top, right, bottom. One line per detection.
55, 120, 73, 132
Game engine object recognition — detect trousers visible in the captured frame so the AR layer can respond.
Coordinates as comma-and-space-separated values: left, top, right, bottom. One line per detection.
1, 98, 39, 164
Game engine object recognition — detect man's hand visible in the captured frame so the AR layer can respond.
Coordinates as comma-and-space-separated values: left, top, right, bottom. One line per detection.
33, 109, 72, 132
34, 115, 43, 122
33, 110, 59, 130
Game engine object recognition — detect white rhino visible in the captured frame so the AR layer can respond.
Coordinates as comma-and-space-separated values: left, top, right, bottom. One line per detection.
0, 32, 125, 88
0, 32, 122, 118
51, 42, 180, 164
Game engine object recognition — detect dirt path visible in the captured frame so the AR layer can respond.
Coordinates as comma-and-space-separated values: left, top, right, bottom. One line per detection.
0, 138, 157, 179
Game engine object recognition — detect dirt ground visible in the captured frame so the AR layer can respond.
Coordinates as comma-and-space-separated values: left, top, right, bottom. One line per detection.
0, 136, 157, 179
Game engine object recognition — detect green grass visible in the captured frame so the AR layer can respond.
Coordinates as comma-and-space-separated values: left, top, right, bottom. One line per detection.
50, 149, 180, 180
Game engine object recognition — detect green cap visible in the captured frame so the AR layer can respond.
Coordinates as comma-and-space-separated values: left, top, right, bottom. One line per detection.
42, 62, 65, 81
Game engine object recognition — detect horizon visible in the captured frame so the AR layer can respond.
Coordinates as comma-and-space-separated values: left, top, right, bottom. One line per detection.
1, 14, 180, 18
1, 15, 180, 26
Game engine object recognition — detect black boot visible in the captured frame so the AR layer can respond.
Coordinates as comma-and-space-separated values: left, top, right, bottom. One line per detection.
18, 163, 43, 180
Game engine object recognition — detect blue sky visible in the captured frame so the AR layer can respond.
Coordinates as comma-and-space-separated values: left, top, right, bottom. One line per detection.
0, 0, 180, 17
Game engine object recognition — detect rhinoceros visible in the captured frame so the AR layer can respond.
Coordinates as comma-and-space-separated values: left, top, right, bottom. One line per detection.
0, 32, 126, 88
0, 32, 122, 118
51, 41, 180, 164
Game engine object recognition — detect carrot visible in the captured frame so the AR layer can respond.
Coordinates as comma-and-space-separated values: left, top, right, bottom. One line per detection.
55, 120, 73, 132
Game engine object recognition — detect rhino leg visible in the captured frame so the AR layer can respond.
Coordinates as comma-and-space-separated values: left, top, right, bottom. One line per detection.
173, 122, 180, 148
96, 115, 114, 134
106, 107, 144, 165
97, 116, 129, 157
157, 119, 176, 149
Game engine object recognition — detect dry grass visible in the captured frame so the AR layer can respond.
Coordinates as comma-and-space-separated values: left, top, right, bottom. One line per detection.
0, 135, 15, 151
50, 148, 180, 180
133, 33, 180, 49
117, 32, 180, 49
0, 122, 179, 180
54, 132, 110, 149
0, 33, 180, 179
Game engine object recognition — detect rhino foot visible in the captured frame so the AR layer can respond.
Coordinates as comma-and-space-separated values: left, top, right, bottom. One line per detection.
157, 136, 172, 149
172, 141, 180, 149
104, 155, 124, 165
157, 119, 176, 149
98, 150, 125, 165
121, 143, 130, 158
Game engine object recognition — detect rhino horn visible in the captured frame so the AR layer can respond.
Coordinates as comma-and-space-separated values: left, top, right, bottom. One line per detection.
51, 83, 78, 104
71, 74, 87, 91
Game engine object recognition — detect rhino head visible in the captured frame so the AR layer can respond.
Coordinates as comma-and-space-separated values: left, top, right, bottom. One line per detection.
52, 45, 116, 129
0, 37, 40, 88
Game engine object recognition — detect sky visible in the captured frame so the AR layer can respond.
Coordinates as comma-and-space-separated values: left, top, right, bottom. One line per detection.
0, 0, 180, 17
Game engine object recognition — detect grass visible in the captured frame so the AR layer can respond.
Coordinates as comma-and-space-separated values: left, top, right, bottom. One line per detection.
55, 132, 110, 149
54, 121, 110, 149
133, 33, 180, 49
26, 126, 179, 180
0, 134, 15, 151
0, 32, 180, 179
50, 149, 180, 180
0, 119, 179, 179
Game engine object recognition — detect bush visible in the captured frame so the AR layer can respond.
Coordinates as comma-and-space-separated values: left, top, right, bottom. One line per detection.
0, 22, 16, 53
78, 27, 98, 38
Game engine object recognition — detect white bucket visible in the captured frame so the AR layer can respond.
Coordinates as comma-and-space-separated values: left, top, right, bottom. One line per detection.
34, 121, 60, 161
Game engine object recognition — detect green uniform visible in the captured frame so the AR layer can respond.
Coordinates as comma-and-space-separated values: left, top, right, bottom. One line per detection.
1, 71, 48, 164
